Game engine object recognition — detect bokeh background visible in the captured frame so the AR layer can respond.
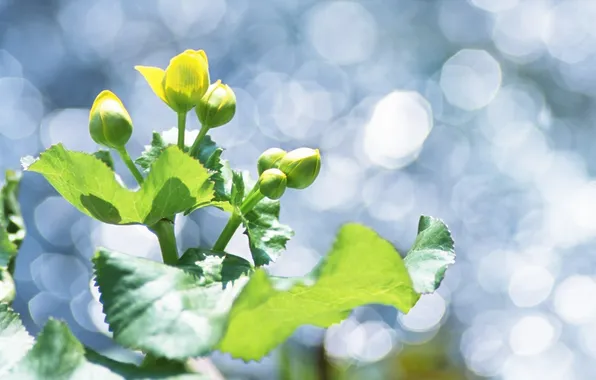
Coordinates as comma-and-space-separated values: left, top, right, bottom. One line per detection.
1, 0, 596, 379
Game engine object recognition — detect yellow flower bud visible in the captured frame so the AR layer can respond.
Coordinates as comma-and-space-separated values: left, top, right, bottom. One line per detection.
258, 168, 287, 200
196, 80, 236, 129
277, 148, 321, 189
135, 49, 210, 113
257, 148, 286, 176
89, 90, 133, 149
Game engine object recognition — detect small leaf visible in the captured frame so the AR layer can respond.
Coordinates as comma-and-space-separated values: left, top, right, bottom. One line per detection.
188, 135, 226, 202
136, 129, 227, 202
92, 150, 115, 170
93, 248, 247, 360
0, 170, 26, 271
404, 215, 455, 294
135, 132, 167, 174
243, 196, 294, 267
218, 223, 419, 360
6, 318, 201, 379
0, 304, 34, 377
229, 171, 244, 208
26, 144, 214, 225
178, 248, 252, 286
235, 172, 294, 266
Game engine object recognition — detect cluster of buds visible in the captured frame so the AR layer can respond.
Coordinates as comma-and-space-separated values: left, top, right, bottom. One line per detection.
256, 147, 321, 200
89, 50, 237, 151
136, 49, 236, 130
87, 48, 321, 201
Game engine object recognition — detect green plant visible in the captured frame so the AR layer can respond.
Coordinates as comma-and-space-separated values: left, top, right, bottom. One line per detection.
0, 49, 455, 378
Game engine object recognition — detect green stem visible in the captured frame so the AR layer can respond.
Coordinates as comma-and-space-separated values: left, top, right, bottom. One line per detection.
177, 111, 187, 150
212, 187, 264, 252
189, 124, 210, 157
117, 147, 144, 186
150, 220, 179, 265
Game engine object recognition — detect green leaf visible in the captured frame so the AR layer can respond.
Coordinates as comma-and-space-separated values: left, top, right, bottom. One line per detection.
189, 135, 226, 202
243, 196, 294, 267
0, 268, 15, 303
25, 144, 214, 225
217, 223, 419, 360
135, 132, 167, 174
404, 215, 455, 294
229, 171, 244, 209
234, 172, 294, 267
5, 318, 202, 379
0, 170, 26, 270
178, 248, 252, 286
0, 304, 34, 377
92, 150, 115, 170
85, 349, 206, 379
136, 129, 227, 202
93, 218, 454, 362
93, 248, 247, 360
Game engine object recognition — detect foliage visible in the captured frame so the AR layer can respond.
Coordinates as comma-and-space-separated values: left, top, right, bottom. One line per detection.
1, 48, 455, 377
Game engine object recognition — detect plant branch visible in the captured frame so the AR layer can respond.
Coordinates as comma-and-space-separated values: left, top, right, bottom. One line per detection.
177, 111, 187, 151
212, 187, 264, 252
116, 147, 144, 186
189, 124, 210, 157
150, 219, 179, 265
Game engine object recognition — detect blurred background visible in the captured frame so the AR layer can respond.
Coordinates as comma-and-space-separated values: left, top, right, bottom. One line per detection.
1, 0, 595, 378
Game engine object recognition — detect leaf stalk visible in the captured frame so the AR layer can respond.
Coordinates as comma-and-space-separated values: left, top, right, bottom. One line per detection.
116, 147, 144, 186
177, 111, 187, 151
150, 219, 179, 265
212, 186, 264, 252
189, 124, 210, 157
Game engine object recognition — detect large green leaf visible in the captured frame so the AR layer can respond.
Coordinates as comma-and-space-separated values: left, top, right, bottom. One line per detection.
136, 129, 227, 201
93, 217, 454, 362
0, 170, 26, 270
404, 216, 455, 293
5, 318, 203, 379
217, 223, 420, 360
24, 144, 214, 225
0, 304, 34, 377
93, 248, 248, 360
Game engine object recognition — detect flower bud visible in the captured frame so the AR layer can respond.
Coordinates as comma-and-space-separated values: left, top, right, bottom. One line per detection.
89, 90, 133, 149
196, 80, 236, 129
277, 148, 321, 189
258, 168, 287, 200
257, 148, 287, 176
136, 49, 210, 113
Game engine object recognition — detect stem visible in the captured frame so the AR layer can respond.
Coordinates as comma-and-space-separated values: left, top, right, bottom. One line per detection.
177, 111, 187, 150
212, 187, 264, 252
150, 220, 179, 265
117, 147, 144, 186
189, 124, 210, 157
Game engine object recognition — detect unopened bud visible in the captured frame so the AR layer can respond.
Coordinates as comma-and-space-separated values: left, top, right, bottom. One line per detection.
277, 148, 321, 189
258, 168, 287, 200
196, 80, 236, 129
257, 148, 286, 176
89, 90, 133, 149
